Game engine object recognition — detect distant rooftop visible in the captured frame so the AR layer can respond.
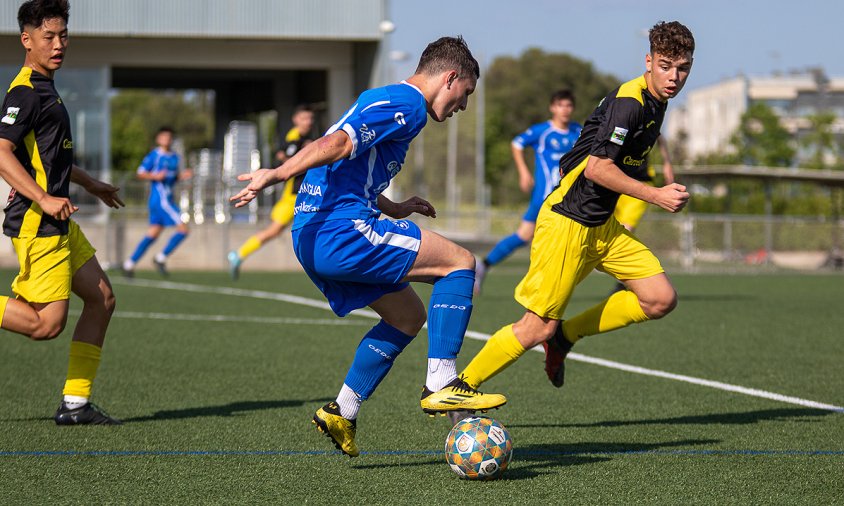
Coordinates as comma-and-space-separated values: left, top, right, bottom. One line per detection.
0, 0, 385, 40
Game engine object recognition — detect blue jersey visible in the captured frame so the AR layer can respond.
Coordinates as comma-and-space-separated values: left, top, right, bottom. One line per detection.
138, 147, 181, 208
292, 81, 427, 230
512, 121, 582, 199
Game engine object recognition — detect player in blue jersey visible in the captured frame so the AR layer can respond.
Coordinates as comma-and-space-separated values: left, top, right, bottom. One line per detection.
474, 90, 582, 293
122, 127, 192, 278
231, 36, 506, 457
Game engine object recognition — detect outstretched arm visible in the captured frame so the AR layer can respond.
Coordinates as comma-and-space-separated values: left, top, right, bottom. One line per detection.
71, 165, 124, 209
585, 155, 689, 213
231, 130, 353, 208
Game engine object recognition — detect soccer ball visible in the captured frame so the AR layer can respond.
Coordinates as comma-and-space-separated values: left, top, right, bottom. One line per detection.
444, 416, 513, 480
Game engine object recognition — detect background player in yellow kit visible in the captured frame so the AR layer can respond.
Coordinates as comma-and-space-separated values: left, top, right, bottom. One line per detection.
227, 105, 315, 279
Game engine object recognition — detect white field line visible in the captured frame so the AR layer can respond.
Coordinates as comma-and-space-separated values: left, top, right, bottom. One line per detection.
114, 278, 844, 413
67, 309, 371, 327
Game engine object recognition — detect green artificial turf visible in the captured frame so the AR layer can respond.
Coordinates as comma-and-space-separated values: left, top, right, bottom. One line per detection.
1, 266, 842, 504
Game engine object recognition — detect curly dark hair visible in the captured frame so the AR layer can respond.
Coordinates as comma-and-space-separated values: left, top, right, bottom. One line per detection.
649, 21, 695, 60
18, 0, 69, 32
415, 36, 480, 80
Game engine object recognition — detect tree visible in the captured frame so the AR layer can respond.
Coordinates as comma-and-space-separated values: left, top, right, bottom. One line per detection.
484, 48, 620, 205
801, 112, 842, 170
729, 102, 795, 167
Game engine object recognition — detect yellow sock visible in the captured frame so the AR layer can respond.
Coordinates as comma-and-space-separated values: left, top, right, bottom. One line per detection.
0, 295, 8, 327
461, 324, 526, 388
563, 289, 649, 342
63, 341, 102, 398
237, 236, 263, 260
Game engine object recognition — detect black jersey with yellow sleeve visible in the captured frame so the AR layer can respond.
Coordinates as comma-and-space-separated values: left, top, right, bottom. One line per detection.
552, 75, 666, 227
282, 127, 312, 194
0, 67, 73, 237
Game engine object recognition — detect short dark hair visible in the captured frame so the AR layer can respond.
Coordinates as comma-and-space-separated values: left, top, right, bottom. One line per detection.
17, 0, 69, 32
649, 21, 695, 60
157, 126, 174, 136
292, 104, 313, 115
550, 89, 575, 106
415, 36, 480, 80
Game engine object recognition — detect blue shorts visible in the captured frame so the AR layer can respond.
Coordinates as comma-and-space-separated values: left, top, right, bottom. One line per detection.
292, 216, 422, 316
148, 198, 182, 227
522, 192, 545, 222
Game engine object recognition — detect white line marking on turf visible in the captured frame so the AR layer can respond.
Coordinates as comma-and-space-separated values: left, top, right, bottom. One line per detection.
67, 309, 371, 327
115, 278, 844, 413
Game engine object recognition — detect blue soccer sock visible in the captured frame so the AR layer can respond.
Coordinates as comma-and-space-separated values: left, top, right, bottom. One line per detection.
427, 269, 474, 359
343, 320, 415, 400
129, 236, 157, 263
162, 232, 188, 257
485, 233, 528, 266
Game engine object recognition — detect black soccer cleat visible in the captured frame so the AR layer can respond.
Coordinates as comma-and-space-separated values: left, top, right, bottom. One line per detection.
152, 257, 169, 278
54, 401, 123, 425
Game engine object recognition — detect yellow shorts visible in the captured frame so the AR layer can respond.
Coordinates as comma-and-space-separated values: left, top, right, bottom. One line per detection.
270, 179, 297, 225
514, 186, 664, 320
10, 220, 96, 303
613, 193, 649, 229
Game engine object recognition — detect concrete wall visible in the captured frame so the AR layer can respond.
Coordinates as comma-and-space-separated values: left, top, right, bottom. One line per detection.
0, 216, 304, 273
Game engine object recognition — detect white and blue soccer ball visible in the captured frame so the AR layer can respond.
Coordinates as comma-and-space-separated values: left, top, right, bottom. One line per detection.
444, 416, 513, 480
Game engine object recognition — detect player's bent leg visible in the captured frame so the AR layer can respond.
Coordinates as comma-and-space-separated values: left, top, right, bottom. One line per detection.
512, 311, 575, 388
515, 220, 536, 243
623, 273, 678, 319
405, 229, 474, 281
71, 257, 116, 347
401, 230, 507, 414
256, 220, 288, 243
57, 257, 121, 425
0, 298, 69, 341
314, 288, 423, 457
475, 222, 532, 294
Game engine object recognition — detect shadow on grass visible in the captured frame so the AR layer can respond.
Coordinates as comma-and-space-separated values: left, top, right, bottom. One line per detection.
123, 398, 334, 423
507, 407, 835, 429
352, 438, 716, 480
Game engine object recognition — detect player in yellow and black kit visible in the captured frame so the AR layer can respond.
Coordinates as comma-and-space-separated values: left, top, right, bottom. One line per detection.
0, 0, 124, 424
458, 21, 695, 393
227, 105, 314, 279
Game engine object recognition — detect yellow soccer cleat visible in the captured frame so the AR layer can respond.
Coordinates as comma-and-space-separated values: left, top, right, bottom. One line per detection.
420, 376, 507, 415
312, 402, 359, 457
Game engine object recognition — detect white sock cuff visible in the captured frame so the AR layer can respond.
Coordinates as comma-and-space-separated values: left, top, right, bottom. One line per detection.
336, 384, 362, 420
426, 358, 457, 391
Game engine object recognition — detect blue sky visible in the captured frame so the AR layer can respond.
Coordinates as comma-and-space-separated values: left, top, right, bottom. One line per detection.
389, 0, 844, 100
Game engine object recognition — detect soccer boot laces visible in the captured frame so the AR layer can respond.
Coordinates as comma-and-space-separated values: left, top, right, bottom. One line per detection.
312, 401, 359, 457
420, 376, 507, 415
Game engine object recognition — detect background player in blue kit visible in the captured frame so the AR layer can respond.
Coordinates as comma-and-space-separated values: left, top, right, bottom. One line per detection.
231, 36, 506, 457
122, 127, 192, 277
474, 90, 582, 293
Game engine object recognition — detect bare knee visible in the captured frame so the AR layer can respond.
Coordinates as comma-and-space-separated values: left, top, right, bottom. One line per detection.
640, 289, 678, 319
512, 316, 557, 349
82, 284, 117, 317
452, 247, 475, 272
